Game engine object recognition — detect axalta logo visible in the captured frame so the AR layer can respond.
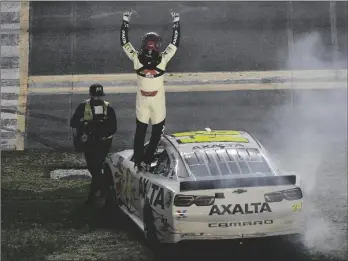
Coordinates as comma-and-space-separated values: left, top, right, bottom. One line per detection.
121, 30, 126, 44
172, 30, 178, 45
209, 202, 272, 215
208, 220, 274, 228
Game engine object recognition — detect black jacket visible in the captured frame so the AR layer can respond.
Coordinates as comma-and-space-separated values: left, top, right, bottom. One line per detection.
70, 100, 117, 139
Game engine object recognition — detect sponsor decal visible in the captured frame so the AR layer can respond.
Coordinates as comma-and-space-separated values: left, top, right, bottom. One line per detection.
192, 143, 245, 150
208, 220, 274, 228
141, 69, 160, 78
165, 46, 172, 53
139, 177, 171, 210
181, 232, 204, 237
164, 191, 172, 208
121, 30, 127, 44
123, 42, 134, 54
172, 30, 179, 45
172, 131, 249, 144
149, 184, 165, 210
177, 135, 249, 144
172, 130, 241, 137
159, 217, 170, 232
176, 210, 187, 219
292, 202, 302, 212
209, 203, 272, 215
139, 176, 151, 198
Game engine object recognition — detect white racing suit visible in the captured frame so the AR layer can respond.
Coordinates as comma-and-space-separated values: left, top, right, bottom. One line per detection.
120, 17, 180, 166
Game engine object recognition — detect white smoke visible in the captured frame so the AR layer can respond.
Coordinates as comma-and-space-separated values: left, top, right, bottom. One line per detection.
287, 31, 347, 70
268, 31, 347, 258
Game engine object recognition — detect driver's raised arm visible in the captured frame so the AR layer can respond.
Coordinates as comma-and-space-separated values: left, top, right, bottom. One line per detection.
120, 11, 138, 61
162, 11, 180, 64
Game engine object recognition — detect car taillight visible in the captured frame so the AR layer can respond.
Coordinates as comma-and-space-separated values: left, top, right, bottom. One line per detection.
174, 195, 215, 207
195, 196, 215, 206
264, 187, 303, 203
283, 187, 303, 200
174, 195, 195, 206
264, 192, 283, 202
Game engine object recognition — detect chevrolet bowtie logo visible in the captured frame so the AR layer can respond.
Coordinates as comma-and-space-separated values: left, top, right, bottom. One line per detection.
233, 189, 247, 194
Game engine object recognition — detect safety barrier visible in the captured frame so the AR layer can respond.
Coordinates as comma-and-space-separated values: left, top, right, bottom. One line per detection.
27, 69, 347, 94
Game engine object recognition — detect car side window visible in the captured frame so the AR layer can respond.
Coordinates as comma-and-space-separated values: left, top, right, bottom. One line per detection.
153, 150, 171, 177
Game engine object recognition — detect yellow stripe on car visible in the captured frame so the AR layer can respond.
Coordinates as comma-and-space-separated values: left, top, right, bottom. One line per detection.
172, 130, 241, 137
177, 135, 249, 144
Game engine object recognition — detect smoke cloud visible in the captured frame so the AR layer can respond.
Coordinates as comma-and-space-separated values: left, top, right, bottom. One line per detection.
267, 31, 347, 258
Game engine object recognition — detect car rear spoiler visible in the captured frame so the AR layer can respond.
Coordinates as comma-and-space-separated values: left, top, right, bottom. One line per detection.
180, 175, 297, 192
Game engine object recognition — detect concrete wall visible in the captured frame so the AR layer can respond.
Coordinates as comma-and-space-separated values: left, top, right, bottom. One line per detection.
1, 2, 21, 150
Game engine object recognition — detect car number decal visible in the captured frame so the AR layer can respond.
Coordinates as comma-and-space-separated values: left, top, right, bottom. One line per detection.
292, 202, 302, 212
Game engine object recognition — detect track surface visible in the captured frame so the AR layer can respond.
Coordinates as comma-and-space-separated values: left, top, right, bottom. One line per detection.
23, 1, 348, 260
29, 1, 348, 75
26, 89, 348, 260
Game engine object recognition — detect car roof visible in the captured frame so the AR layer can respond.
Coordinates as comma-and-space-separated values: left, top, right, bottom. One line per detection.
164, 129, 262, 154
162, 130, 275, 180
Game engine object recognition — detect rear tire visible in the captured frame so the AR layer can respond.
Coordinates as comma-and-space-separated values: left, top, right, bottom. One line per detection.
281, 233, 307, 258
286, 233, 306, 249
143, 201, 158, 247
101, 164, 120, 221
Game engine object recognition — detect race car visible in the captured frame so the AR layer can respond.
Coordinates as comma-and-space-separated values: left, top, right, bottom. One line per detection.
102, 129, 305, 247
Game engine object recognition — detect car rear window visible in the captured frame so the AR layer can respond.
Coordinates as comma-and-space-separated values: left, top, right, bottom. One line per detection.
183, 148, 273, 177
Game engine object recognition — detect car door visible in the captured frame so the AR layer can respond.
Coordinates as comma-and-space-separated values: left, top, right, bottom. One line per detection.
136, 144, 172, 221
123, 139, 165, 219
138, 150, 176, 239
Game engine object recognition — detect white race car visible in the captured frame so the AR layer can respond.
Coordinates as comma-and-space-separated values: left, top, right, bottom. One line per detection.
102, 129, 305, 248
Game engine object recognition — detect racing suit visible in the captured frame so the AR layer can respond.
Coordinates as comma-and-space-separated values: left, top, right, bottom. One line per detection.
70, 98, 117, 203
120, 12, 180, 167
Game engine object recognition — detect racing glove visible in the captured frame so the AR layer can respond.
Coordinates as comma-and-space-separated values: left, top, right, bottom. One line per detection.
123, 11, 132, 22
169, 11, 180, 47
170, 11, 180, 22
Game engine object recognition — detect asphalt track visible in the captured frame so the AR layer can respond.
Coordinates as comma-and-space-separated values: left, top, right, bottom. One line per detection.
29, 1, 348, 75
24, 1, 348, 260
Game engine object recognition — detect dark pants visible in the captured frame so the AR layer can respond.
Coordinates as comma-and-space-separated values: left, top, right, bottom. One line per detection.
133, 118, 165, 166
83, 138, 112, 199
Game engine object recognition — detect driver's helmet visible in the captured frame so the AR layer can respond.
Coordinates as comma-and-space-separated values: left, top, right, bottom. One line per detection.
141, 32, 162, 52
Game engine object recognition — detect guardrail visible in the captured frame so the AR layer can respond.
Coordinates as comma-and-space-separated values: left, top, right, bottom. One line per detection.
28, 69, 347, 94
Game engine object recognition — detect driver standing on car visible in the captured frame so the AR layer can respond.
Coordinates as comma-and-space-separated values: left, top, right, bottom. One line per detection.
120, 10, 180, 171
70, 84, 117, 205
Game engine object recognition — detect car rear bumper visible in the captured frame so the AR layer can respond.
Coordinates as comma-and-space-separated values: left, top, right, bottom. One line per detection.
169, 216, 305, 243
176, 229, 304, 242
